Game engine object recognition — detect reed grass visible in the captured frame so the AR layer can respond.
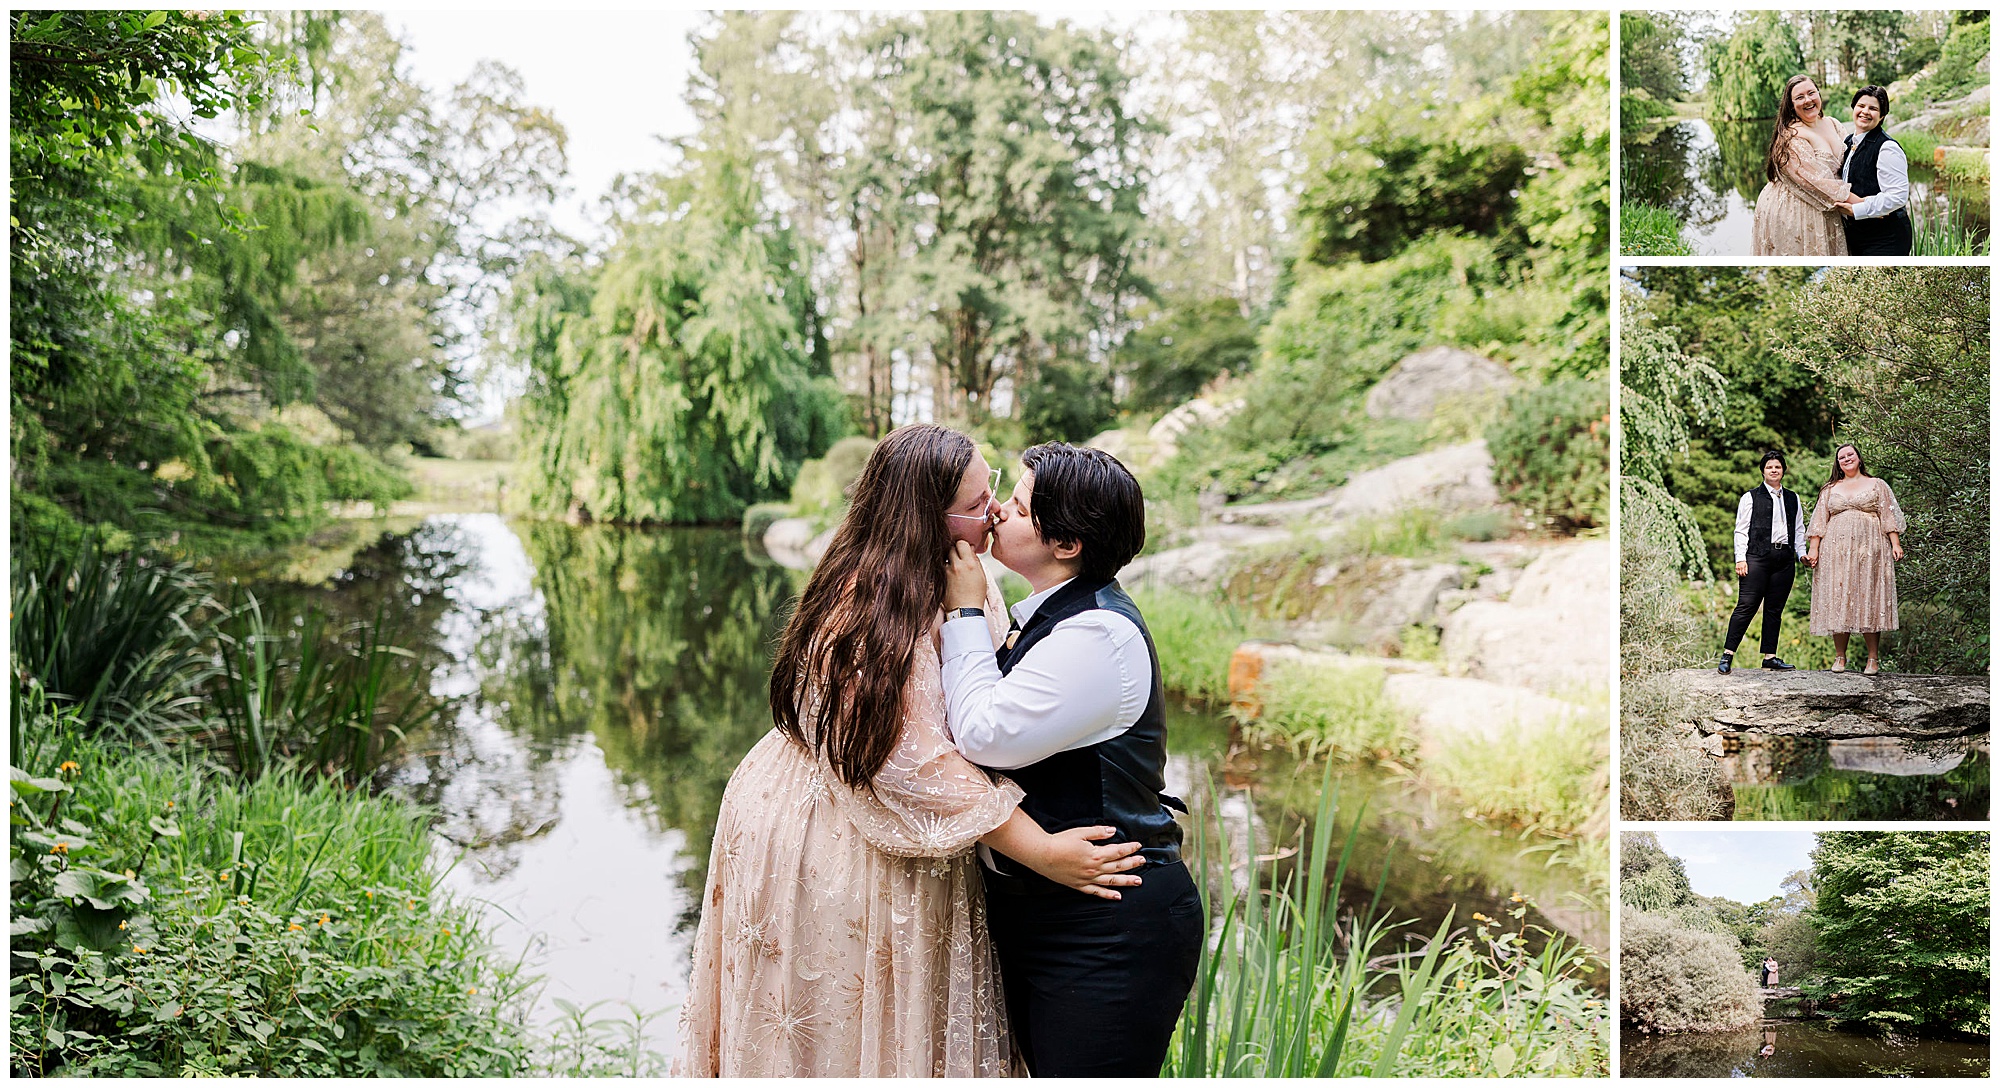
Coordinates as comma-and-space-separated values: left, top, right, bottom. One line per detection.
1165, 767, 1609, 1076
1910, 195, 1989, 256
1620, 202, 1695, 256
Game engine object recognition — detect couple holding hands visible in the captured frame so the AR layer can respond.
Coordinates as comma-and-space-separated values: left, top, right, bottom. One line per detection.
1720, 446, 1907, 677
678, 425, 1201, 1078
1752, 77, 1913, 257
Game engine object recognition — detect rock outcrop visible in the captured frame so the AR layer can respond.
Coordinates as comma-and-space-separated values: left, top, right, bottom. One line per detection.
1440, 540, 1612, 696
1666, 669, 1990, 740
1363, 346, 1520, 421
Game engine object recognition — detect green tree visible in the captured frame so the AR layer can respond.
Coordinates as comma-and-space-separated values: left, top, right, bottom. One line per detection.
1809, 831, 1989, 1035
1705, 12, 1806, 121
1622, 12, 1689, 104
1113, 295, 1260, 414
1779, 267, 1989, 675
514, 157, 847, 524
1617, 292, 1724, 580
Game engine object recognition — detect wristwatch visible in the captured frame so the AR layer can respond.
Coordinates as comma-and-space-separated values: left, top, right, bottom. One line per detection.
945, 607, 986, 621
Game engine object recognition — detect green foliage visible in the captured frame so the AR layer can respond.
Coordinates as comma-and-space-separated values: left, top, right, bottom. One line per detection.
1486, 378, 1609, 531
1618, 505, 1728, 822
9, 742, 530, 1077
533, 1000, 672, 1077
1618, 293, 1725, 580
1018, 359, 1117, 445
516, 158, 848, 525
1127, 585, 1255, 704
1296, 99, 1531, 265
785, 435, 878, 530
1115, 296, 1261, 415
1936, 148, 1990, 184
1919, 18, 1990, 102
1165, 774, 1607, 1076
1809, 831, 1990, 1036
1620, 202, 1693, 256
1621, 13, 1689, 105
1238, 662, 1411, 765
1619, 831, 1698, 912
1423, 702, 1608, 839
1779, 267, 1989, 675
1705, 12, 1806, 121
1620, 910, 1763, 1034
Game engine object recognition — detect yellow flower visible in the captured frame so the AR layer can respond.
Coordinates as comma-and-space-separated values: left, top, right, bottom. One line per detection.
131, 945, 147, 955
49, 842, 69, 855
467, 987, 478, 995
317, 914, 329, 926
1510, 894, 1525, 903
441, 927, 452, 936
365, 891, 375, 899
289, 923, 303, 932
118, 920, 128, 930
58, 761, 80, 774
165, 800, 174, 809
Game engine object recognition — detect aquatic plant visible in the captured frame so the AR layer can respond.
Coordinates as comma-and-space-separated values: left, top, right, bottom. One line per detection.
1620, 202, 1695, 256
1910, 194, 1988, 256
1165, 769, 1608, 1076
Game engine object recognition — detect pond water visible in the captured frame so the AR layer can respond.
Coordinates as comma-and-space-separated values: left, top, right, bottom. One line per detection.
244, 514, 1603, 1056
1623, 118, 1990, 255
1717, 736, 1990, 821
1624, 1020, 1990, 1078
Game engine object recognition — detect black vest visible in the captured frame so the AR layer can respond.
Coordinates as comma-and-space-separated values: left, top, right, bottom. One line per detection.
1747, 487, 1800, 560
1840, 129, 1913, 256
989, 577, 1184, 881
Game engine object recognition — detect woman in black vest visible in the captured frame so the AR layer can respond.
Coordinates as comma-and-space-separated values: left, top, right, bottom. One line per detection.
1720, 451, 1806, 674
1838, 86, 1913, 256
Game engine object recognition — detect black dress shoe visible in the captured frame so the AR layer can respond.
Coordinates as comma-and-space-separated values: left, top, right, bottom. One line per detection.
1762, 657, 1797, 671
1718, 654, 1733, 675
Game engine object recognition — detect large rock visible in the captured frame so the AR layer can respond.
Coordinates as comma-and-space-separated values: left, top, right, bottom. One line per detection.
1147, 395, 1245, 461
1666, 669, 1990, 740
1440, 540, 1612, 696
1219, 441, 1501, 527
1364, 346, 1519, 421
1350, 562, 1464, 650
1380, 674, 1590, 760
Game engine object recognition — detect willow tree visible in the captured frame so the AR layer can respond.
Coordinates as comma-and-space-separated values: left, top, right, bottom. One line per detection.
516, 158, 846, 524
1705, 12, 1805, 121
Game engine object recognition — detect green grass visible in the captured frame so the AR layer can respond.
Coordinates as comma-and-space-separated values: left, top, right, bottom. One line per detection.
1164, 768, 1608, 1076
1620, 202, 1695, 256
1897, 130, 1940, 166
1421, 697, 1610, 841
1130, 583, 1257, 703
1911, 194, 1989, 256
1238, 660, 1412, 764
1938, 148, 1988, 184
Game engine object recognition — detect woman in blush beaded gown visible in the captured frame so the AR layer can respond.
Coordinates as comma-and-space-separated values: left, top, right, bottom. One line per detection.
677, 423, 1145, 1078
1751, 74, 1864, 256
1804, 443, 1906, 675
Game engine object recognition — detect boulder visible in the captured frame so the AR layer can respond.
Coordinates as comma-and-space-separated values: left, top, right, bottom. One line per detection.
1440, 540, 1612, 696
1363, 346, 1519, 421
1379, 674, 1590, 760
762, 517, 834, 570
1219, 441, 1501, 527
1351, 563, 1464, 649
1147, 395, 1245, 461
1665, 669, 1990, 740
1122, 524, 1291, 590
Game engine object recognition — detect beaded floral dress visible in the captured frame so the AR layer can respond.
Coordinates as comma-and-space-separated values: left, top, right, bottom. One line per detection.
1751, 129, 1852, 257
677, 587, 1022, 1077
1807, 477, 1906, 636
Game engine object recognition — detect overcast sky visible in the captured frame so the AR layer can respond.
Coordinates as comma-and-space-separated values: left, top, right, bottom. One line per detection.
1651, 828, 1817, 904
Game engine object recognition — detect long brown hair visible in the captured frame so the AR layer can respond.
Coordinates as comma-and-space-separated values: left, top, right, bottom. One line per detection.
1820, 443, 1872, 493
1763, 74, 1818, 182
769, 423, 974, 790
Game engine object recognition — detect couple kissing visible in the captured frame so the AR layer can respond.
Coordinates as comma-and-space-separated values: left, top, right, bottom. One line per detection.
678, 424, 1201, 1077
1719, 446, 1907, 677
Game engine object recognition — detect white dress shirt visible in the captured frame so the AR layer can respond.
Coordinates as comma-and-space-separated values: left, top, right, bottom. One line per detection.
939, 577, 1152, 771
1734, 484, 1809, 563
1839, 133, 1910, 220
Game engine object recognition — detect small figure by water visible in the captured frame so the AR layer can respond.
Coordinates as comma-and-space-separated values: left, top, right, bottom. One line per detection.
1752, 75, 1863, 256
1720, 451, 1807, 675
1761, 955, 1780, 988
1837, 86, 1913, 256
1805, 443, 1905, 676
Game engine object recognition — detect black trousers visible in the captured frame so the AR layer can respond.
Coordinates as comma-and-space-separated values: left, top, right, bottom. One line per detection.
1845, 209, 1912, 256
983, 859, 1203, 1077
1725, 551, 1796, 656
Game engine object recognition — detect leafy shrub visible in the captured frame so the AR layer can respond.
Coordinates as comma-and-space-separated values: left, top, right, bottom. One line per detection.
9, 742, 530, 1077
1018, 358, 1117, 444
1619, 202, 1694, 257
1487, 379, 1609, 531
1620, 910, 1761, 1034
1920, 18, 1990, 102
739, 501, 793, 545
787, 435, 878, 529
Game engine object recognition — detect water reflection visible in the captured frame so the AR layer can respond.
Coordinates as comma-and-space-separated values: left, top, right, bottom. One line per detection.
235, 515, 1601, 1048
1624, 1019, 1990, 1078
1718, 736, 1989, 820
1623, 118, 1991, 255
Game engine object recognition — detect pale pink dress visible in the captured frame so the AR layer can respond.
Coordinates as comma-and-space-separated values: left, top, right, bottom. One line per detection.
1807, 477, 1906, 636
677, 589, 1022, 1077
1751, 128, 1852, 257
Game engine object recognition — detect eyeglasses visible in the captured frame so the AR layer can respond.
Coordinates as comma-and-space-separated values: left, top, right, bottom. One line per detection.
944, 468, 1003, 525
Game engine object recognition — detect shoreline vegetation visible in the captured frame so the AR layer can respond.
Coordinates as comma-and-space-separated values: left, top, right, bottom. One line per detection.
1619, 10, 1991, 257
14, 9, 1609, 1078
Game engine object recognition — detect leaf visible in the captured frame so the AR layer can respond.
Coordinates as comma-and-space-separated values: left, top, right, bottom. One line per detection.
147, 816, 182, 838
1492, 1042, 1517, 1077
9, 767, 68, 796
142, 10, 169, 29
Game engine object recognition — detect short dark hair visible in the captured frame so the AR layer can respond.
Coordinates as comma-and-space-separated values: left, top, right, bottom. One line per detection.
1758, 450, 1787, 472
1019, 442, 1146, 581
1852, 85, 1890, 114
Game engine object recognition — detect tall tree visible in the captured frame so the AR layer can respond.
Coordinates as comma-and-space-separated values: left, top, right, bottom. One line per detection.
1809, 831, 1989, 1035
1706, 12, 1806, 121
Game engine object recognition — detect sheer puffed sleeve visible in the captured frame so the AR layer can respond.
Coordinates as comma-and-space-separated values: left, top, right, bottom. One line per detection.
1775, 129, 1852, 211
1807, 489, 1830, 539
1878, 479, 1907, 534
825, 618, 1022, 859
